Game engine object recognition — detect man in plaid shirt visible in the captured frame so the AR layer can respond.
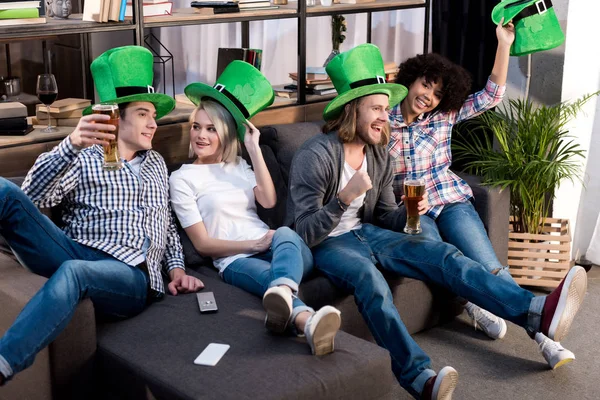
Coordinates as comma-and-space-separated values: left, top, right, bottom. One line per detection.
388, 21, 574, 369
0, 46, 203, 385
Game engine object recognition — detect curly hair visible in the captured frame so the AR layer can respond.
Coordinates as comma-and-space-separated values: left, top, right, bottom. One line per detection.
395, 53, 472, 113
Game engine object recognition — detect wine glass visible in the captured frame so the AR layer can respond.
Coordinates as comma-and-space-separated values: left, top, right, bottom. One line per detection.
36, 74, 58, 133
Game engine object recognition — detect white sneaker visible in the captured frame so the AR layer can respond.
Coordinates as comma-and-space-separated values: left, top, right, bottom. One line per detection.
423, 366, 459, 400
262, 286, 293, 334
535, 332, 575, 370
465, 302, 507, 340
304, 306, 341, 356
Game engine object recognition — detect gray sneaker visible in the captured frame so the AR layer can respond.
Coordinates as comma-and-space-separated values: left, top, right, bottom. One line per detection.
465, 302, 507, 339
535, 332, 575, 369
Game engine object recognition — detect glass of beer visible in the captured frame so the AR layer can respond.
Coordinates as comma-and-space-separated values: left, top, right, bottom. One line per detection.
92, 103, 122, 171
403, 176, 426, 234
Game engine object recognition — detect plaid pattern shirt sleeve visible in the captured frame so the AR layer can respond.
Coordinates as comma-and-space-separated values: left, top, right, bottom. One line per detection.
22, 136, 81, 208
23, 139, 184, 294
388, 78, 505, 219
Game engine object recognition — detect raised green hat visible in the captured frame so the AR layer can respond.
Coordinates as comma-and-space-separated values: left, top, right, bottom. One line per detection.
323, 43, 407, 121
184, 60, 274, 141
82, 46, 175, 119
492, 0, 565, 56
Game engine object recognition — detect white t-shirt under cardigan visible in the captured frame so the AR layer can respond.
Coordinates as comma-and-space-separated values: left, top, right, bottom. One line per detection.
169, 157, 270, 273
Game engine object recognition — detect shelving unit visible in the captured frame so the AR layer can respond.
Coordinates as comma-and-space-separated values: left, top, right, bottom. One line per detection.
0, 0, 429, 106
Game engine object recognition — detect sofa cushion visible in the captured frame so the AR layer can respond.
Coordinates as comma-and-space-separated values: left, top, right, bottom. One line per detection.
96, 268, 398, 400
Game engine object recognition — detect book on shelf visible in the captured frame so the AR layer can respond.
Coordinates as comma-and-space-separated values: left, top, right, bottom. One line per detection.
0, 8, 39, 19
36, 106, 85, 119
125, 1, 173, 18
288, 73, 331, 85
238, 1, 272, 8
273, 85, 297, 99
216, 47, 263, 79
35, 98, 91, 114
191, 1, 240, 13
239, 4, 278, 10
0, 16, 45, 25
0, 102, 27, 119
108, 0, 122, 21
0, 1, 40, 10
339, 0, 376, 4
83, 0, 103, 21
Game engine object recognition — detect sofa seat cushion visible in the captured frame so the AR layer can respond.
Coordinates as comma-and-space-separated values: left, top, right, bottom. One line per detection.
96, 268, 398, 400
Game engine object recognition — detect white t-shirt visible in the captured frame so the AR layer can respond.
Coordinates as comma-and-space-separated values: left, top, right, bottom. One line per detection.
329, 155, 367, 237
169, 157, 270, 272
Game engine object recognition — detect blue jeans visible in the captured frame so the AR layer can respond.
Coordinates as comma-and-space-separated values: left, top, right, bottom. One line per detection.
410, 201, 514, 284
0, 178, 149, 381
223, 227, 314, 326
312, 224, 544, 399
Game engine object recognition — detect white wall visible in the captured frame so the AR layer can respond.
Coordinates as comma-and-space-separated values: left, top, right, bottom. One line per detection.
553, 0, 600, 258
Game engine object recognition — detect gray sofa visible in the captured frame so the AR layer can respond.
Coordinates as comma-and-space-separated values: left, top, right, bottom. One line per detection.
0, 121, 510, 400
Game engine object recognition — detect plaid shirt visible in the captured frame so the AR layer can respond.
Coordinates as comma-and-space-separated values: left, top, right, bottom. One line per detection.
22, 136, 185, 294
388, 78, 505, 218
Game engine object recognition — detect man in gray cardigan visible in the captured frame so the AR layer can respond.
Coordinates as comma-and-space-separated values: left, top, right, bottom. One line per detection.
286, 44, 588, 400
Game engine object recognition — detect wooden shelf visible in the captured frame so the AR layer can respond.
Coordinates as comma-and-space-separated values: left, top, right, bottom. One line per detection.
0, 14, 135, 41
143, 7, 298, 29
307, 0, 426, 16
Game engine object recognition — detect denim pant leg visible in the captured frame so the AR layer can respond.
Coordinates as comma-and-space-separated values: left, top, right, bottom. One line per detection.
362, 224, 540, 332
0, 178, 96, 277
269, 227, 314, 291
436, 202, 515, 284
312, 231, 434, 399
0, 256, 148, 380
223, 254, 313, 322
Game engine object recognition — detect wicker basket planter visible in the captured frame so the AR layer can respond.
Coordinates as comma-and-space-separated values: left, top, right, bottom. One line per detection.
508, 218, 572, 289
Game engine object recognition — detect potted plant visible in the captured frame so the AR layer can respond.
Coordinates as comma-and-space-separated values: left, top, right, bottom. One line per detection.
453, 93, 599, 287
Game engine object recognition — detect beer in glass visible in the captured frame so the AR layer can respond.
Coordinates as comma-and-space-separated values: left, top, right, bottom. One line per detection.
403, 177, 425, 234
92, 103, 122, 171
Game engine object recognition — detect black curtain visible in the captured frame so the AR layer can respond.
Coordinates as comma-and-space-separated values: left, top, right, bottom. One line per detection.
432, 0, 498, 93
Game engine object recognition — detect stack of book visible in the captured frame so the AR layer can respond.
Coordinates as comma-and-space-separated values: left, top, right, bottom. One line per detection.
237, 0, 278, 11
35, 98, 91, 127
0, 103, 32, 136
275, 67, 336, 99
83, 0, 129, 22
0, 1, 46, 27
124, 0, 173, 18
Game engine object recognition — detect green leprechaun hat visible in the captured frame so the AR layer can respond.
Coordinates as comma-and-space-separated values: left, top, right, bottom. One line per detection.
323, 43, 407, 121
492, 0, 565, 56
184, 60, 274, 141
82, 46, 175, 119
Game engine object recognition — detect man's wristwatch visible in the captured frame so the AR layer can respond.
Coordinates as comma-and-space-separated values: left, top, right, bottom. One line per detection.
336, 195, 349, 212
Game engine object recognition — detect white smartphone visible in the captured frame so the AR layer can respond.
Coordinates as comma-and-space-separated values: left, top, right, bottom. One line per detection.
193, 343, 230, 366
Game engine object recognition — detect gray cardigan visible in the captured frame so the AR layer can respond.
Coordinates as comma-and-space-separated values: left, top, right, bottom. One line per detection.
285, 131, 405, 248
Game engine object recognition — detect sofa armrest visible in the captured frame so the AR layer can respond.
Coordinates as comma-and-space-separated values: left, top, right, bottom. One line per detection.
0, 253, 96, 399
455, 172, 510, 265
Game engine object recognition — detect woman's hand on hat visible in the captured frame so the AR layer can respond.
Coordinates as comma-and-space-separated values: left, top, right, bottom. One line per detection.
70, 114, 116, 150
243, 120, 261, 154
496, 17, 515, 47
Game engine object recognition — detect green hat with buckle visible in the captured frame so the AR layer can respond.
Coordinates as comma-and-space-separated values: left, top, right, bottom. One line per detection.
492, 0, 565, 56
184, 60, 274, 141
82, 45, 175, 119
323, 43, 407, 121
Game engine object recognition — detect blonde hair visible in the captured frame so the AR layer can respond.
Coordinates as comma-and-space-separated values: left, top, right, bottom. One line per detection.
322, 96, 390, 146
188, 99, 240, 163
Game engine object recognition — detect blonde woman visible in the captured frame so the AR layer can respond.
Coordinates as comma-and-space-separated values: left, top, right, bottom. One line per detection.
169, 61, 341, 355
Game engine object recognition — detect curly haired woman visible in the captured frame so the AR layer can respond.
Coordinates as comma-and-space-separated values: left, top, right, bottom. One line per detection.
388, 19, 575, 370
